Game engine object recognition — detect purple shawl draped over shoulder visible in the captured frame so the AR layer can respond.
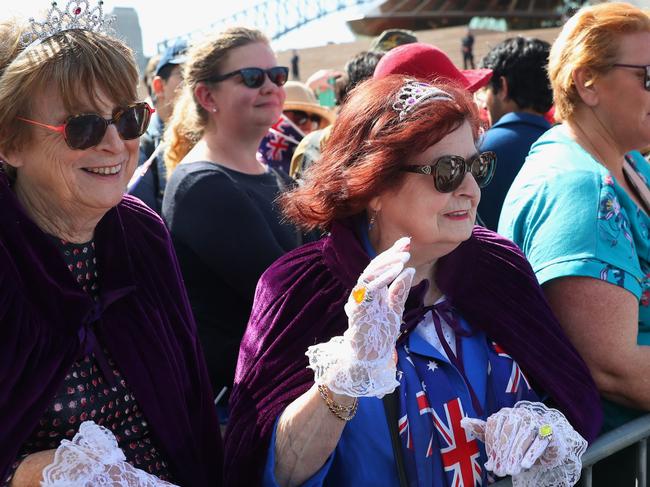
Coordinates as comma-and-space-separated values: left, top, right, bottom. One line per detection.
0, 172, 222, 486
224, 219, 603, 486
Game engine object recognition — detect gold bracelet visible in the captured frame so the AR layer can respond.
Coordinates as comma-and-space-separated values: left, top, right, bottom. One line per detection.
317, 384, 358, 421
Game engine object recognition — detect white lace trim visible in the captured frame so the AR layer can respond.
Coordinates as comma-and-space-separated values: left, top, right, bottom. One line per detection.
41, 421, 177, 487
306, 336, 399, 397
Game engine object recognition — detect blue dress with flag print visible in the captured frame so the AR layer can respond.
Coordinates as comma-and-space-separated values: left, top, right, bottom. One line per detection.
262, 307, 539, 487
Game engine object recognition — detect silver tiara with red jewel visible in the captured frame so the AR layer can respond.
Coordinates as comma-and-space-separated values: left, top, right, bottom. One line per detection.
393, 81, 453, 121
20, 0, 114, 47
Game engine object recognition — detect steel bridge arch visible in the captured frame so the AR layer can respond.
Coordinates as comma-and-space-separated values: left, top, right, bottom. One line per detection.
157, 0, 375, 53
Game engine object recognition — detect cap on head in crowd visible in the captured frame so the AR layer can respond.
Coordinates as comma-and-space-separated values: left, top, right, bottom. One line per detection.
369, 28, 418, 52
155, 39, 188, 77
289, 125, 333, 180
373, 42, 492, 93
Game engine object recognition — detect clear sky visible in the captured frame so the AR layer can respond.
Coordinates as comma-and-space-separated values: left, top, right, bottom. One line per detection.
8, 0, 373, 56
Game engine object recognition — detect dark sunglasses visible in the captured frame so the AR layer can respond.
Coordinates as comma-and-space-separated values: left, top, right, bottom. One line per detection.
401, 151, 497, 193
18, 102, 154, 150
284, 110, 321, 127
206, 66, 289, 88
612, 63, 650, 90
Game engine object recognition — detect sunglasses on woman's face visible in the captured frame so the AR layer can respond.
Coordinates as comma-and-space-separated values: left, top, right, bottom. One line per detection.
400, 151, 497, 193
18, 102, 154, 150
284, 110, 322, 129
206, 66, 289, 89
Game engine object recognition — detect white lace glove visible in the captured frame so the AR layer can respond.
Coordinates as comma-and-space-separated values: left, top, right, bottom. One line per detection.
306, 236, 415, 397
461, 401, 587, 487
41, 421, 178, 487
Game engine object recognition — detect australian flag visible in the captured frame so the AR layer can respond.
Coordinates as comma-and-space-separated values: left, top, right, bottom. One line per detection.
257, 114, 304, 174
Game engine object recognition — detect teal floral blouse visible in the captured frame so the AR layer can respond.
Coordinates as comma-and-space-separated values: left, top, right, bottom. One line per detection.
499, 124, 650, 430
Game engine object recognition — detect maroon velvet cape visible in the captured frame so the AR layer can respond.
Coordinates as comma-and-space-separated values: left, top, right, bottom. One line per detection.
224, 219, 603, 486
0, 172, 222, 486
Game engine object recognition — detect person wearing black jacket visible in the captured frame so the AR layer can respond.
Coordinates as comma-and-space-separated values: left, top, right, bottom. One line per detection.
129, 40, 186, 214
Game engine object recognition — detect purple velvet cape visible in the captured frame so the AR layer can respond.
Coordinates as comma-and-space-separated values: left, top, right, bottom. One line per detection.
224, 218, 603, 486
0, 172, 222, 486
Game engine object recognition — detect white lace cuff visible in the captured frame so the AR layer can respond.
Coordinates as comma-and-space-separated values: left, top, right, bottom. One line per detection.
306, 336, 398, 398
42, 421, 177, 487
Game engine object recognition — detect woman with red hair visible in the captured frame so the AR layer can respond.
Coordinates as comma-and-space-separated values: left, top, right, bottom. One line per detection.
224, 76, 601, 487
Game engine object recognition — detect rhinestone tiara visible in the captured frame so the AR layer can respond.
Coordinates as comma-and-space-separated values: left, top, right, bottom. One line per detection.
393, 81, 453, 121
20, 0, 114, 48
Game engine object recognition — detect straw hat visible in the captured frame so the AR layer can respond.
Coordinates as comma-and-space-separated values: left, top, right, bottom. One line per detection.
283, 81, 336, 127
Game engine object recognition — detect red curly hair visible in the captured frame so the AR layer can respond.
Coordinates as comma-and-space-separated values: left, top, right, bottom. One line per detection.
281, 74, 481, 231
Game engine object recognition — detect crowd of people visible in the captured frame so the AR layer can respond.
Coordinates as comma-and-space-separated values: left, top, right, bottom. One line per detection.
2, 1, 650, 486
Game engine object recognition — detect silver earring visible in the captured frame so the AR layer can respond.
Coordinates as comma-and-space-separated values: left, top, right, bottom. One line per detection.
368, 211, 377, 231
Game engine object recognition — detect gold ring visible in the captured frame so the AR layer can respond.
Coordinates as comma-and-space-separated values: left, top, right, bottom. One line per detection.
352, 286, 367, 304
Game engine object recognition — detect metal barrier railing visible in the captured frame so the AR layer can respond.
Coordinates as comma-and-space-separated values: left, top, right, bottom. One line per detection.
492, 414, 650, 487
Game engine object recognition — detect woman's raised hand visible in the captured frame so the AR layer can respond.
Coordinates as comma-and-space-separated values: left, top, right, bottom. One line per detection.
344, 236, 414, 362
306, 237, 415, 397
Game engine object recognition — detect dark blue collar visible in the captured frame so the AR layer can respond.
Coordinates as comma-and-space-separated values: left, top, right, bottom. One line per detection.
491, 111, 551, 130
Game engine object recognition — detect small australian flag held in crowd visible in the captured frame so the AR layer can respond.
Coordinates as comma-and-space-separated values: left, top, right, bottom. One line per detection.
257, 114, 304, 174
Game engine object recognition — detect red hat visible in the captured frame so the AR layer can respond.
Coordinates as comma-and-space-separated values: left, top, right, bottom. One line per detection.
373, 42, 492, 93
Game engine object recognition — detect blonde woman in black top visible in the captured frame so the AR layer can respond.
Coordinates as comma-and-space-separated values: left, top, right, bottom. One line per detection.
162, 27, 301, 404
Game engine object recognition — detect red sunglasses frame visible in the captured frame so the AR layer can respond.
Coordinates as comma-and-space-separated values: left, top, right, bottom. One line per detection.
17, 102, 155, 150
